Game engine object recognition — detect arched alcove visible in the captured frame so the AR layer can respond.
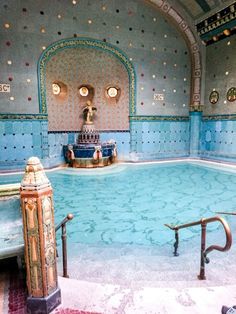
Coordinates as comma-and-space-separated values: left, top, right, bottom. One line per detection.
38, 38, 136, 131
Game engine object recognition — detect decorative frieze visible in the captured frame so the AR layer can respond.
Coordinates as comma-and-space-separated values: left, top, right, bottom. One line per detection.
129, 115, 189, 122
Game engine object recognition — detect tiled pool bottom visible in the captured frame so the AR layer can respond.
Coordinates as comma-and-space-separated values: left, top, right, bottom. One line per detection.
2, 161, 236, 287
52, 162, 236, 247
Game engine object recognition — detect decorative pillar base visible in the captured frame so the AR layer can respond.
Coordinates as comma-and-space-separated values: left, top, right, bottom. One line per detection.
27, 288, 61, 314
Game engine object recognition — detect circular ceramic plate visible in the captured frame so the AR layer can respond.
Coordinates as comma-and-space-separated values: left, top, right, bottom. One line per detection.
52, 83, 61, 95
79, 86, 89, 96
107, 87, 118, 98
209, 90, 219, 104
227, 87, 236, 102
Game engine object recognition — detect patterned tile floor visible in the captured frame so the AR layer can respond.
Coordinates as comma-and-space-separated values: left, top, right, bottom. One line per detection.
0, 258, 101, 314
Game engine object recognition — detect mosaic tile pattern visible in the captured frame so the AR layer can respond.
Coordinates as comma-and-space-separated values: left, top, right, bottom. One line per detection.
0, 0, 190, 116
46, 48, 129, 131
8, 271, 27, 314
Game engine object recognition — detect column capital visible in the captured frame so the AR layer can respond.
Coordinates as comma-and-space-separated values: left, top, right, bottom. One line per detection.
189, 104, 203, 112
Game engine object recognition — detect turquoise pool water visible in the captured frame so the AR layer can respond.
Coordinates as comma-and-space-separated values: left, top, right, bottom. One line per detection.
1, 162, 236, 252
0, 173, 23, 184
50, 162, 236, 248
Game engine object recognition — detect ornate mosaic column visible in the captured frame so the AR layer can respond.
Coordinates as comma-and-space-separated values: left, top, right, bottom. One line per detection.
20, 157, 61, 313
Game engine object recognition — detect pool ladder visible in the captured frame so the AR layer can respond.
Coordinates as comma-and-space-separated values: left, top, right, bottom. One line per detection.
164, 215, 232, 280
55, 213, 74, 278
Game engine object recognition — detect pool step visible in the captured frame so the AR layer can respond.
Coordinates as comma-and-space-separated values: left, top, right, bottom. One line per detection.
55, 276, 236, 314
58, 250, 236, 288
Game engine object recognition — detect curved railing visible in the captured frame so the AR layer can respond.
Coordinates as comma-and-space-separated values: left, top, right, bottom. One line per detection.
55, 213, 74, 278
164, 216, 232, 280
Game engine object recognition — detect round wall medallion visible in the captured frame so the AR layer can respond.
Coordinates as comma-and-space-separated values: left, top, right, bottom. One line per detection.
79, 86, 89, 96
52, 83, 61, 95
107, 87, 118, 98
209, 90, 219, 104
227, 87, 236, 102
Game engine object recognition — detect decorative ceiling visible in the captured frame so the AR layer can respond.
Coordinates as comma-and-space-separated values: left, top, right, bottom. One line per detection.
178, 0, 235, 21
194, 1, 236, 45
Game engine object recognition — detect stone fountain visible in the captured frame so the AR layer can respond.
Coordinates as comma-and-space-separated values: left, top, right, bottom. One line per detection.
63, 100, 117, 168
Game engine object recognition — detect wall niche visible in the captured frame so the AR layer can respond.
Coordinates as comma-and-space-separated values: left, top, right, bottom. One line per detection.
45, 47, 129, 132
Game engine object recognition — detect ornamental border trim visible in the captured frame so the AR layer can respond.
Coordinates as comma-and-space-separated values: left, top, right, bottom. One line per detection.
37, 38, 136, 115
0, 114, 48, 120
130, 115, 189, 122
203, 114, 236, 121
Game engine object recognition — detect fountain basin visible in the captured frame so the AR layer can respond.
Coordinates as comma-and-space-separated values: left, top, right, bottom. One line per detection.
63, 143, 116, 168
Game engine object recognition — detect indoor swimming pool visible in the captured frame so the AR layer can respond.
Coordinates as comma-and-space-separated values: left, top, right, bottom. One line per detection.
50, 162, 236, 247
1, 161, 236, 284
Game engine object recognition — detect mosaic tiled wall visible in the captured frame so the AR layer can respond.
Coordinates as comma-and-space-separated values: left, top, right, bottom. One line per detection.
200, 36, 236, 161
0, 0, 195, 169
0, 0, 191, 116
0, 120, 46, 169
46, 48, 129, 131
130, 120, 189, 160
200, 119, 236, 161
203, 36, 236, 116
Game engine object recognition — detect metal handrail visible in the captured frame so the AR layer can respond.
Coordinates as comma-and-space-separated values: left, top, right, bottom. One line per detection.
55, 213, 74, 278
216, 211, 236, 216
164, 215, 232, 280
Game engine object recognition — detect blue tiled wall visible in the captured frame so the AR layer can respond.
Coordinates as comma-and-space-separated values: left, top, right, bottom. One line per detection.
130, 121, 189, 160
4, 117, 236, 170
46, 132, 77, 167
0, 120, 44, 170
100, 132, 130, 160
0, 122, 131, 170
200, 119, 236, 161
